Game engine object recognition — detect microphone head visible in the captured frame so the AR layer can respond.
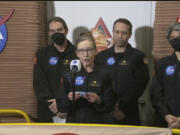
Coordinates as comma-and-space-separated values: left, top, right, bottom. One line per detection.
70, 59, 81, 72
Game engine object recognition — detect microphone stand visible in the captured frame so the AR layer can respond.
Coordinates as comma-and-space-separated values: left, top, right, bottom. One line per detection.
71, 69, 76, 123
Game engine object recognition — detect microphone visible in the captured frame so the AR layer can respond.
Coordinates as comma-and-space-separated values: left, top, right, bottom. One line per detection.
70, 59, 81, 73
70, 59, 81, 123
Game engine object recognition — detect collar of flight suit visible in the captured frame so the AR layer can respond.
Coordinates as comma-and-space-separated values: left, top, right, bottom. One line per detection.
108, 43, 134, 58
80, 62, 100, 75
51, 40, 75, 58
172, 52, 180, 62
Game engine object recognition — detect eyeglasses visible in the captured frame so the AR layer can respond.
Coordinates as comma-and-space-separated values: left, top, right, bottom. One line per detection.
76, 48, 95, 55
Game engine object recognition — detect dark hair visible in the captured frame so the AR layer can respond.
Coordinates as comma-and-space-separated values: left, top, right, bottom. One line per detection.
76, 32, 96, 50
48, 16, 68, 31
167, 22, 180, 41
113, 18, 132, 34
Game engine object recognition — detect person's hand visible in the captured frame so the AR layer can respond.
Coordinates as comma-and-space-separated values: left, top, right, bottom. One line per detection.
112, 104, 125, 120
48, 99, 58, 114
165, 114, 177, 128
68, 92, 81, 101
84, 92, 99, 103
170, 117, 180, 129
56, 112, 68, 119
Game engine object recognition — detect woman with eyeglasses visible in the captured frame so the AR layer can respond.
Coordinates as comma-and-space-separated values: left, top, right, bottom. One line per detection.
56, 32, 115, 124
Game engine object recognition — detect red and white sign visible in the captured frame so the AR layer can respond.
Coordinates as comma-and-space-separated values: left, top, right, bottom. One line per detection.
91, 17, 113, 53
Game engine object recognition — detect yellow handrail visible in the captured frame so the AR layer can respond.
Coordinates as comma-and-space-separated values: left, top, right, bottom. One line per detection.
0, 123, 179, 134
0, 109, 30, 123
173, 129, 180, 134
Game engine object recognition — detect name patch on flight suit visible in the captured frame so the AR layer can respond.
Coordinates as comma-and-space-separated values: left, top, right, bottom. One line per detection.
75, 76, 85, 86
49, 57, 59, 66
90, 80, 100, 87
107, 57, 115, 65
165, 65, 176, 76
119, 60, 128, 66
63, 59, 70, 65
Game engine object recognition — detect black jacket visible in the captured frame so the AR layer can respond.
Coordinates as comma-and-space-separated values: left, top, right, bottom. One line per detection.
57, 64, 115, 124
150, 53, 180, 126
33, 41, 77, 122
96, 44, 149, 125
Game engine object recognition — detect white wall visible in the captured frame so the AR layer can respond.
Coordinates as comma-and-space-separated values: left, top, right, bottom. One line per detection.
48, 1, 156, 48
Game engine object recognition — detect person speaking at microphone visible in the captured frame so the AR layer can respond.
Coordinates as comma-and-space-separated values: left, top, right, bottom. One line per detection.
56, 32, 115, 124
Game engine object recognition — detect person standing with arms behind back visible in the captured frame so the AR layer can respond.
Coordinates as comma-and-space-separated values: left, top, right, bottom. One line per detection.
33, 17, 76, 122
150, 22, 180, 129
56, 33, 115, 123
96, 18, 149, 125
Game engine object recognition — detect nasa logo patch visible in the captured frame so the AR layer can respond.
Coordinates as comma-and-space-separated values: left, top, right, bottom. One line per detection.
75, 76, 85, 86
0, 9, 15, 53
165, 65, 175, 76
49, 57, 58, 66
107, 57, 115, 65
0, 17, 7, 53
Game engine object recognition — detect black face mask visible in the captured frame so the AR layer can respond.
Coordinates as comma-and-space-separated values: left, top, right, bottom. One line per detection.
51, 32, 66, 46
169, 38, 180, 52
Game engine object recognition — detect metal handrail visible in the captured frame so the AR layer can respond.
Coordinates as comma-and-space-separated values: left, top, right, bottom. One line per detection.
0, 109, 30, 123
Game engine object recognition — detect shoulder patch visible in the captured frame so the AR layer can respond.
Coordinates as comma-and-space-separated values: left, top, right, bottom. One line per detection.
152, 69, 156, 77
34, 56, 37, 65
144, 58, 148, 64
60, 77, 64, 87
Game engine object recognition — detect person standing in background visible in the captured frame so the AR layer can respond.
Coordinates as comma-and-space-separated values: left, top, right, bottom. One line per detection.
96, 18, 149, 125
33, 17, 77, 122
150, 22, 180, 129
